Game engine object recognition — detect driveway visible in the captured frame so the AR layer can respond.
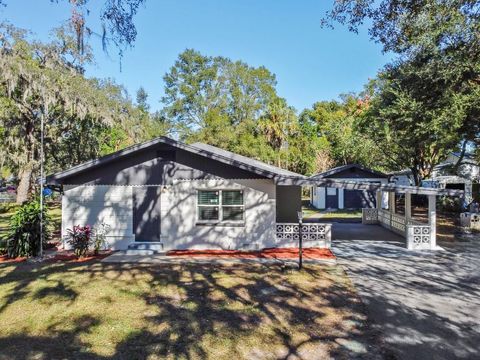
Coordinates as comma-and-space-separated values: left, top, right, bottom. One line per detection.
332, 223, 480, 360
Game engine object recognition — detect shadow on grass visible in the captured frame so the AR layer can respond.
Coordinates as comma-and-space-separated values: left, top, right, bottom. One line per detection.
0, 260, 385, 359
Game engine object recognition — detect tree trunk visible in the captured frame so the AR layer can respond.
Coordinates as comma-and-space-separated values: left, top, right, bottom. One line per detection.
452, 140, 467, 174
16, 164, 34, 204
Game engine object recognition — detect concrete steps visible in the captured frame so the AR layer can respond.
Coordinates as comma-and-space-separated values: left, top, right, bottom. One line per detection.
125, 242, 164, 255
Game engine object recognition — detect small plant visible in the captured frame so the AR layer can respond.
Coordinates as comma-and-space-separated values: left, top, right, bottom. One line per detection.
66, 225, 92, 258
6, 199, 51, 258
92, 222, 111, 255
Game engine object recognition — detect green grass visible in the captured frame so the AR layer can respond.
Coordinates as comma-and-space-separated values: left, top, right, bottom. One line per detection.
0, 261, 381, 359
302, 206, 362, 219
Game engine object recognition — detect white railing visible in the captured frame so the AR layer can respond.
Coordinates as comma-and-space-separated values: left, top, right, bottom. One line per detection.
362, 208, 434, 250
406, 224, 432, 250
362, 208, 378, 224
276, 223, 331, 248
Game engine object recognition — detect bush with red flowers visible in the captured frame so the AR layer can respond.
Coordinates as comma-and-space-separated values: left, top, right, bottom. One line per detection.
66, 225, 92, 258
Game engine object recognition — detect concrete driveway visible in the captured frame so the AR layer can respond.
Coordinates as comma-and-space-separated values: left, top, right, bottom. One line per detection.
332, 223, 480, 360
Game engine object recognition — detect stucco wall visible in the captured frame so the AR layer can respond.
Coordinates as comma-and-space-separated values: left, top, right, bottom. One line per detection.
275, 185, 302, 223
311, 178, 389, 209
62, 185, 135, 250
160, 179, 277, 250
61, 179, 277, 251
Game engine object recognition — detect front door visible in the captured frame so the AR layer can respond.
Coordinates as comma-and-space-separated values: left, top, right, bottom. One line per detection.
133, 186, 161, 242
325, 187, 338, 209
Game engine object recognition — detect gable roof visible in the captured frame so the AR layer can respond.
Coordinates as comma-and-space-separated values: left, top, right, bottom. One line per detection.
310, 164, 388, 180
191, 142, 300, 177
46, 136, 305, 184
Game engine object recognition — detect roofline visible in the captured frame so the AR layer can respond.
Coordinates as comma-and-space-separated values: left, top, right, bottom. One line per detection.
46, 136, 305, 184
277, 178, 464, 196
311, 164, 388, 179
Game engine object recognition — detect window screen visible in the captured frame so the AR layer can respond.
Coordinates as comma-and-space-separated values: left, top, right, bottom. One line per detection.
198, 191, 220, 221
197, 190, 244, 222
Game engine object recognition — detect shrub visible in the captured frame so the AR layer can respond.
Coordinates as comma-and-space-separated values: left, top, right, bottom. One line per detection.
92, 222, 111, 255
66, 225, 92, 257
438, 196, 463, 213
6, 199, 51, 258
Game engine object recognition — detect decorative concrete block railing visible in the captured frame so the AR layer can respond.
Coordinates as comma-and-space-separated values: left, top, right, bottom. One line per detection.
460, 212, 480, 230
276, 223, 332, 248
362, 208, 433, 250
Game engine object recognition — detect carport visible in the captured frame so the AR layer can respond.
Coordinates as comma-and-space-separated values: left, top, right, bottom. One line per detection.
280, 177, 464, 250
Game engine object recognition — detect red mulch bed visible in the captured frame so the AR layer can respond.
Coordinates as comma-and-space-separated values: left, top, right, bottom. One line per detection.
0, 250, 112, 264
167, 247, 335, 260
0, 255, 27, 264
47, 250, 113, 263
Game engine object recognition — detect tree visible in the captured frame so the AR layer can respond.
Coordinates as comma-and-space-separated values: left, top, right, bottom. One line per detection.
258, 97, 297, 167
299, 95, 383, 170
1, 0, 146, 57
161, 49, 277, 142
360, 57, 468, 185
0, 25, 147, 202
324, 0, 480, 159
136, 86, 150, 112
323, 0, 480, 54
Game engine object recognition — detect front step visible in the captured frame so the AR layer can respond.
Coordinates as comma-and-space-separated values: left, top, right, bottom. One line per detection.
124, 249, 157, 255
127, 242, 164, 254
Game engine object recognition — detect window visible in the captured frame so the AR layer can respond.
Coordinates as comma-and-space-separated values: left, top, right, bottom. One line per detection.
197, 190, 244, 222
327, 187, 336, 196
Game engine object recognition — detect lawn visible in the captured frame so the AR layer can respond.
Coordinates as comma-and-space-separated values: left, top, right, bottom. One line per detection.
0, 261, 383, 359
302, 206, 362, 221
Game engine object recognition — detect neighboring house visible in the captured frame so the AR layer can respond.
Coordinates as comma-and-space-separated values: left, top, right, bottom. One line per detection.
46, 137, 306, 251
309, 164, 389, 210
391, 152, 479, 200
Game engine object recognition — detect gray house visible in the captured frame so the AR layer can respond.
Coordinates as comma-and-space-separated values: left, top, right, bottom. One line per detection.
310, 164, 389, 210
391, 152, 479, 200
47, 137, 305, 251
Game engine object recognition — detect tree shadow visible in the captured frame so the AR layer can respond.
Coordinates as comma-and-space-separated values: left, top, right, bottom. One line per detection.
0, 260, 388, 359
335, 238, 480, 360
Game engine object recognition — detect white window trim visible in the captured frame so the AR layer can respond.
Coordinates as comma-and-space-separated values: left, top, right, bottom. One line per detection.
196, 189, 245, 224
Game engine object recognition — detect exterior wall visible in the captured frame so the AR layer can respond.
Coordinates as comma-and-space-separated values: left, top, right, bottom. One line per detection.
59, 144, 266, 186
62, 185, 135, 250
61, 179, 278, 251
275, 185, 302, 223
160, 179, 277, 250
311, 186, 325, 209
392, 174, 414, 186
311, 178, 388, 209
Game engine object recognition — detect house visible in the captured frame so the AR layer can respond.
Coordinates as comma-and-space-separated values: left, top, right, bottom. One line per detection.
46, 136, 311, 251
309, 164, 389, 210
391, 152, 479, 200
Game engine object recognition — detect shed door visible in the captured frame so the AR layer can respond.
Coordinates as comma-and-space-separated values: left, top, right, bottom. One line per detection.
325, 187, 338, 209
133, 186, 161, 242
344, 190, 376, 209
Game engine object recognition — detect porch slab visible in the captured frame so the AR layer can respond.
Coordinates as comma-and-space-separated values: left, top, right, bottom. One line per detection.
331, 222, 405, 243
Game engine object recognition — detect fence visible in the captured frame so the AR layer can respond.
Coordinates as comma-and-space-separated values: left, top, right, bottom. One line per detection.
362, 208, 433, 250
275, 223, 332, 248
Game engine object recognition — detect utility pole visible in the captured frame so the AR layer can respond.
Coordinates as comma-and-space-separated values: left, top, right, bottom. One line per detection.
39, 103, 46, 258
297, 211, 303, 270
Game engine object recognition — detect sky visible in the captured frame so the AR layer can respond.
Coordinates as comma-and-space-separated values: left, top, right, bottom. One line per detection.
0, 0, 392, 113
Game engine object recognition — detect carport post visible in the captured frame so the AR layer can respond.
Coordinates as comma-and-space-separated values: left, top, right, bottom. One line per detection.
428, 195, 437, 249
389, 192, 396, 213
405, 192, 412, 220
376, 190, 382, 209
